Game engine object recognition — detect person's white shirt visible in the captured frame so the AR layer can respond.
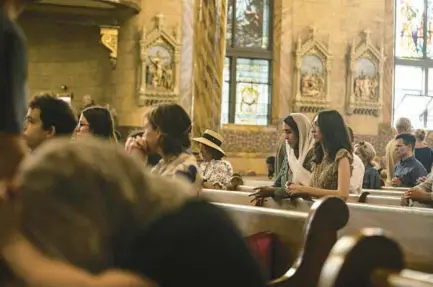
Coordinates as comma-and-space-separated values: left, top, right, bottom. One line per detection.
350, 154, 365, 194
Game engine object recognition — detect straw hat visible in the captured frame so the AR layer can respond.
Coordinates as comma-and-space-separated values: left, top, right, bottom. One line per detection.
192, 129, 225, 155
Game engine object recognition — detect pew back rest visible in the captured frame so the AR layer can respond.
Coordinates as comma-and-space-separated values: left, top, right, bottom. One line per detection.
201, 189, 313, 212
341, 204, 433, 272
244, 180, 273, 187
363, 189, 404, 197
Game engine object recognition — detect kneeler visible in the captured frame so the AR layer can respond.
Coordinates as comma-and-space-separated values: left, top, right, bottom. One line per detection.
246, 231, 275, 281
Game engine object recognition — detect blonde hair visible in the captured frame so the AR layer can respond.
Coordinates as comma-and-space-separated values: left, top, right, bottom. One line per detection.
17, 138, 191, 272
354, 141, 376, 165
414, 129, 427, 142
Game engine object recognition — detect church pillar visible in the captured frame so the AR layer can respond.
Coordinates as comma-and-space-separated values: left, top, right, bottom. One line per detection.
191, 0, 227, 136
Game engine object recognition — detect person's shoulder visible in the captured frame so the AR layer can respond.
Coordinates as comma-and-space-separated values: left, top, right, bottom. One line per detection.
335, 148, 353, 163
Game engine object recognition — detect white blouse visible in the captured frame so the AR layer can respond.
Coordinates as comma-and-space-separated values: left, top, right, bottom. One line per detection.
199, 159, 233, 189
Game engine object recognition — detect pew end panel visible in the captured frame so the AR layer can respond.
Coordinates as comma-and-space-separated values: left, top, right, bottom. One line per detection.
318, 228, 404, 287
215, 203, 307, 279
271, 196, 349, 287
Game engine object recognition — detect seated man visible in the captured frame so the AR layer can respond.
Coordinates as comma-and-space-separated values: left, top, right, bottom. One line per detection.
23, 92, 77, 151
402, 173, 433, 206
392, 133, 427, 187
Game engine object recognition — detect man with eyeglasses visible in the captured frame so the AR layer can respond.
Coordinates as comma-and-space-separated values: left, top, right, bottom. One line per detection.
23, 93, 77, 151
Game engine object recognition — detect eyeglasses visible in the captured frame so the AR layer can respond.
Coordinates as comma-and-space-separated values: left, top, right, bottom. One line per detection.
77, 122, 89, 129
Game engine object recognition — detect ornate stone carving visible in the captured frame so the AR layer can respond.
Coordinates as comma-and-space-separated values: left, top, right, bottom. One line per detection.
138, 13, 181, 106
100, 26, 119, 69
293, 27, 332, 113
346, 30, 386, 117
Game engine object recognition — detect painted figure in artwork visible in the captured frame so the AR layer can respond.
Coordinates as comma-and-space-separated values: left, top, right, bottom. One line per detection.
300, 67, 325, 98
354, 71, 379, 100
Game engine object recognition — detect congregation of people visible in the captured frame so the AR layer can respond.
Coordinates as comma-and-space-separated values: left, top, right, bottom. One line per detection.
3, 0, 433, 286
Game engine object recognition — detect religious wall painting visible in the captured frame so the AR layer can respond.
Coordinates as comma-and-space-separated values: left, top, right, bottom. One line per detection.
138, 14, 181, 106
145, 45, 174, 91
293, 27, 332, 113
300, 55, 326, 98
346, 30, 386, 117
353, 58, 379, 101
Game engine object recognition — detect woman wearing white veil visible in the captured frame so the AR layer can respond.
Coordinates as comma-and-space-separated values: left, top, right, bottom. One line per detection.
252, 114, 315, 199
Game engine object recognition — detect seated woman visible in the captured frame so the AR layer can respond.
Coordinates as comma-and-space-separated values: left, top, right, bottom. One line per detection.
125, 103, 199, 186
414, 129, 433, 173
286, 110, 352, 201
354, 141, 381, 189
76, 106, 116, 141
192, 130, 233, 189
0, 138, 266, 287
251, 114, 314, 199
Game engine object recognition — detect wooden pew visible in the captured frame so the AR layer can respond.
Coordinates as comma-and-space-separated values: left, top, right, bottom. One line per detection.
318, 228, 433, 287
341, 204, 433, 272
215, 196, 348, 286
239, 185, 406, 198
364, 189, 405, 197
202, 189, 313, 212
354, 192, 402, 206
244, 180, 273, 187
204, 189, 401, 208
202, 189, 433, 272
381, 186, 410, 191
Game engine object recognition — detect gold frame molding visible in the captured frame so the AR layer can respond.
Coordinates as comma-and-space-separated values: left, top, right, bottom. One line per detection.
100, 25, 119, 69
138, 13, 181, 106
346, 30, 386, 117
293, 27, 332, 113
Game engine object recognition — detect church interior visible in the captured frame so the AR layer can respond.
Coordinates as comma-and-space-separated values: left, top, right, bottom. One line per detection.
2, 0, 433, 286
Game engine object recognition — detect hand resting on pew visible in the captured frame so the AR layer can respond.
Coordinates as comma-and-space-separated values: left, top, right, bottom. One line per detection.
285, 155, 350, 201
250, 186, 278, 198
402, 188, 432, 206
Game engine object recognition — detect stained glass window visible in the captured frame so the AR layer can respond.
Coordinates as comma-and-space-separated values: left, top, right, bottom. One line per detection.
226, 0, 233, 47
394, 1, 433, 128
396, 0, 424, 58
234, 59, 270, 125
222, 0, 272, 125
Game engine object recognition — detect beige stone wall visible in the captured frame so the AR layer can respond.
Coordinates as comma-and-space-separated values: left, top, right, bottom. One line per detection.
112, 0, 188, 127
20, 17, 113, 108
20, 0, 396, 175
224, 0, 395, 174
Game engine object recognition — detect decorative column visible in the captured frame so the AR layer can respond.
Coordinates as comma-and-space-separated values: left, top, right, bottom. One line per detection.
192, 0, 228, 137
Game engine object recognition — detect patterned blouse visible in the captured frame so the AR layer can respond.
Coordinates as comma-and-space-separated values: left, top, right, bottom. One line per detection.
152, 152, 200, 187
199, 159, 233, 189
310, 149, 353, 190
